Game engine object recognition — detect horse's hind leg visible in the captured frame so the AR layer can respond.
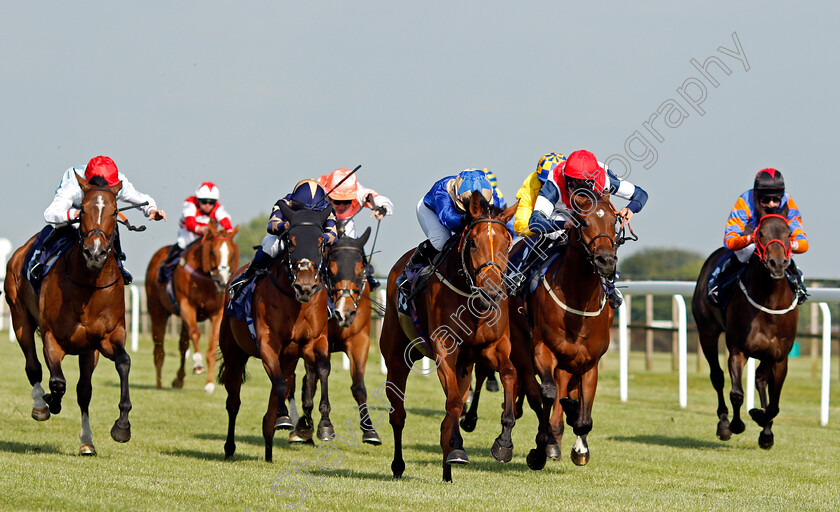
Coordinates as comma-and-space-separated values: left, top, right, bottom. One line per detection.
460, 364, 485, 433
726, 344, 747, 436
147, 291, 170, 390
379, 305, 413, 478
292, 364, 316, 443
527, 343, 559, 471
170, 321, 189, 388
202, 311, 224, 393
698, 324, 731, 439
749, 359, 788, 449
346, 334, 381, 445
11, 307, 49, 420
276, 362, 297, 433
313, 341, 335, 442
77, 351, 97, 455
219, 316, 247, 459
261, 349, 290, 462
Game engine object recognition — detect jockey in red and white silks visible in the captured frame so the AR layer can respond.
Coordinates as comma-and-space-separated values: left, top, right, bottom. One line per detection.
176, 182, 233, 249
318, 168, 394, 237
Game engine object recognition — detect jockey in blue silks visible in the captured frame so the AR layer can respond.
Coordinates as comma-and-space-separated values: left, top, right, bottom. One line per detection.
398, 169, 507, 297
228, 179, 337, 298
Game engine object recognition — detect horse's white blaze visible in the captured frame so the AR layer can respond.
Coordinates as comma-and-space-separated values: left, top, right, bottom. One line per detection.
31, 383, 47, 409
95, 196, 105, 224
337, 296, 349, 315
79, 412, 93, 445
596, 209, 605, 218
193, 352, 204, 368
573, 436, 588, 454
218, 241, 231, 282
93, 238, 101, 253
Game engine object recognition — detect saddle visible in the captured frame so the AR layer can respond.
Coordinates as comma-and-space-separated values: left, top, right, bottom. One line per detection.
25, 225, 76, 294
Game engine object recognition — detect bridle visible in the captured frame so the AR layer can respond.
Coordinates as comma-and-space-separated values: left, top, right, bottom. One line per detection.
77, 187, 118, 255
571, 199, 637, 269
457, 217, 513, 292
753, 214, 792, 263
325, 245, 368, 310
279, 220, 326, 290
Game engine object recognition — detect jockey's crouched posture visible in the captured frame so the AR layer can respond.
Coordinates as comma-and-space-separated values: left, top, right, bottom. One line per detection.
509, 150, 648, 309
397, 169, 507, 299
319, 167, 394, 289
30, 156, 167, 285
228, 179, 337, 298
158, 182, 233, 282
707, 168, 808, 306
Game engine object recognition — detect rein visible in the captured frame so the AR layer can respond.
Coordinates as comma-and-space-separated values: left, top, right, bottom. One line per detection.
456, 217, 512, 293
754, 214, 792, 262
737, 279, 797, 315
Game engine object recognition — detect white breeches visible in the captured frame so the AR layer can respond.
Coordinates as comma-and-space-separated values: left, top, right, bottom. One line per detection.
416, 200, 452, 251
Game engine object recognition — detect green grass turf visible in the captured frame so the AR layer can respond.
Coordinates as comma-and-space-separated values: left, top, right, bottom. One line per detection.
0, 330, 838, 511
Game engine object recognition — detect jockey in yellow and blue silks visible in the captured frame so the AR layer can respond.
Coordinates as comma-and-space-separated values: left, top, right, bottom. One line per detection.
398, 169, 507, 297
229, 179, 337, 297
708, 168, 809, 306
509, 150, 648, 308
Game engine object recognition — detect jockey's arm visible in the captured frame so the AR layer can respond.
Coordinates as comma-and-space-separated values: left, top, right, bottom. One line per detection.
429, 182, 465, 231
358, 186, 394, 220
723, 195, 753, 250
118, 175, 165, 220
267, 200, 290, 235
44, 167, 83, 225
606, 170, 648, 221
785, 195, 808, 253
213, 203, 234, 231
528, 180, 572, 235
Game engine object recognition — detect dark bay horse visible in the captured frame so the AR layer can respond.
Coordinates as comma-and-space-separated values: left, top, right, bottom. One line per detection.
692, 208, 798, 449
145, 220, 240, 392
523, 191, 625, 470
298, 227, 382, 444
4, 174, 133, 455
380, 193, 518, 481
219, 203, 334, 462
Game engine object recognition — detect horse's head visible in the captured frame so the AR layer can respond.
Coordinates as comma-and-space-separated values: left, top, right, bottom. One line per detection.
76, 173, 122, 272
278, 202, 330, 302
326, 227, 371, 327
201, 221, 240, 293
754, 207, 792, 280
460, 192, 516, 311
570, 189, 618, 277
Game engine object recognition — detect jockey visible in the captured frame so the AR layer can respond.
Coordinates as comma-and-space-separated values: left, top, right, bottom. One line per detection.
158, 182, 233, 282
228, 179, 337, 298
511, 150, 648, 308
31, 156, 166, 285
398, 169, 507, 298
318, 168, 394, 289
708, 168, 808, 306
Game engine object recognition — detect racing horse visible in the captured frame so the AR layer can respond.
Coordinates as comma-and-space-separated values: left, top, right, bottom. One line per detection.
692, 206, 798, 449
524, 191, 629, 470
218, 203, 333, 462
380, 193, 518, 481
145, 220, 239, 392
291, 227, 382, 444
4, 174, 133, 455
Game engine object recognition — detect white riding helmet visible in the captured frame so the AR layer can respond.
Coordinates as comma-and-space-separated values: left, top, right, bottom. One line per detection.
195, 182, 220, 201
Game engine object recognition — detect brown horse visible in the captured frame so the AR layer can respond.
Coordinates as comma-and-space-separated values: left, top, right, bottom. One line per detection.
145, 220, 240, 392
3, 174, 133, 455
298, 227, 382, 443
380, 193, 518, 481
692, 208, 798, 449
523, 191, 624, 470
219, 203, 333, 462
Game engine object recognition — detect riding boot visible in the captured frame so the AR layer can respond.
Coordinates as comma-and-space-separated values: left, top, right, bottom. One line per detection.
600, 272, 624, 309
398, 239, 438, 298
28, 226, 58, 280
365, 264, 380, 290
229, 248, 272, 300
158, 244, 183, 283
786, 259, 809, 306
708, 255, 743, 307
112, 227, 132, 285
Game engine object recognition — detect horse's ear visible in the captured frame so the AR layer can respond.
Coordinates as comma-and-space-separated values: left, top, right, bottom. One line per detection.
229, 225, 239, 237
317, 205, 332, 226
278, 201, 295, 223
76, 172, 91, 194
357, 226, 372, 246
468, 191, 484, 219
499, 200, 518, 225
779, 202, 789, 218
208, 219, 219, 235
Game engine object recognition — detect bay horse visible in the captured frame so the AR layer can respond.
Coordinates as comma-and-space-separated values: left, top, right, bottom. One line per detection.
523, 191, 626, 470
145, 220, 240, 392
3, 174, 133, 455
219, 203, 334, 462
299, 226, 381, 444
692, 206, 798, 449
380, 192, 518, 481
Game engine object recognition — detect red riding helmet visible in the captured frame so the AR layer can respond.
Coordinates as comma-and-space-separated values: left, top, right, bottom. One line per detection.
84, 156, 121, 186
753, 168, 785, 197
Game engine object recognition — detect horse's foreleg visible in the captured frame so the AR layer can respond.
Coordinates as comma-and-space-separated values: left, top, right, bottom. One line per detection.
41, 331, 67, 416
437, 353, 467, 482
77, 351, 97, 455
750, 358, 788, 450
203, 312, 223, 393
260, 350, 288, 462
313, 336, 334, 442
275, 361, 297, 432
102, 330, 132, 444
726, 346, 747, 435
527, 343, 558, 471
568, 366, 598, 466
460, 364, 484, 433
698, 325, 730, 440
346, 333, 381, 445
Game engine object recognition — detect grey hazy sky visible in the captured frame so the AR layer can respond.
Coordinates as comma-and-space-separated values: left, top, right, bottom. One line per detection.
2, 1, 837, 278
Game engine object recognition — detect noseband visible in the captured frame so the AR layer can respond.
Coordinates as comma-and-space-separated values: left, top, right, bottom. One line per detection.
326, 245, 368, 310
280, 220, 326, 289
77, 188, 118, 254
571, 200, 636, 269
754, 214, 792, 263
458, 217, 512, 291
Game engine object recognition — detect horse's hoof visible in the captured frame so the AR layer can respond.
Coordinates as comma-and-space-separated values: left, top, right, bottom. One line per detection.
545, 443, 562, 460
79, 443, 97, 456
460, 413, 477, 433
729, 417, 746, 435
193, 366, 206, 375
486, 379, 499, 392
571, 449, 590, 466
362, 430, 382, 445
317, 424, 335, 442
224, 442, 236, 459
391, 459, 405, 479
204, 382, 215, 394
171, 379, 184, 389
758, 432, 774, 450
31, 407, 50, 422
490, 439, 513, 463
749, 408, 767, 427
446, 449, 469, 465
288, 431, 315, 445
526, 448, 547, 470
717, 423, 732, 441
43, 394, 61, 415
275, 416, 295, 430
110, 422, 131, 443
